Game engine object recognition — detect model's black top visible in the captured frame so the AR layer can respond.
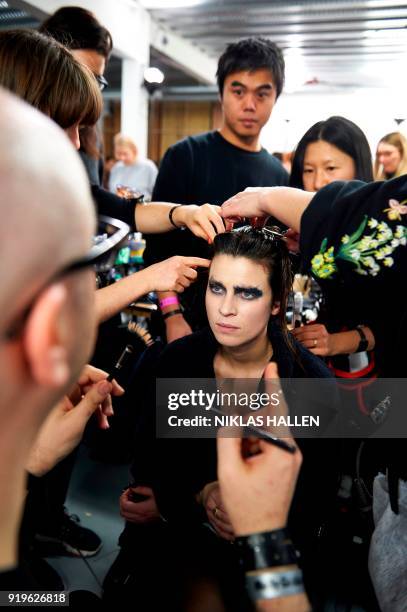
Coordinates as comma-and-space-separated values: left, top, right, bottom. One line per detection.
143, 131, 289, 328
130, 323, 339, 577
300, 176, 407, 376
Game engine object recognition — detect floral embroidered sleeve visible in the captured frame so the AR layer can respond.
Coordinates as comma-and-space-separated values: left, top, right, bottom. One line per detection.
299, 177, 407, 376
311, 215, 407, 280
300, 178, 407, 283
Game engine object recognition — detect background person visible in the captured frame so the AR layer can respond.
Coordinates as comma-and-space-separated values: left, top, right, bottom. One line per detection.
375, 131, 407, 180
143, 37, 288, 343
288, 117, 376, 375
221, 178, 407, 609
289, 115, 373, 191
109, 133, 158, 201
39, 8, 224, 243
40, 5, 112, 186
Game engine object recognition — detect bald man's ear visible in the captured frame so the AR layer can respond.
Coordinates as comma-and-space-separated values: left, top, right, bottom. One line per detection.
24, 283, 70, 388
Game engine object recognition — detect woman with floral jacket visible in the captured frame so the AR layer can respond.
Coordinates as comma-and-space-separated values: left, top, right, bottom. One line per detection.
221, 177, 407, 378
220, 177, 407, 610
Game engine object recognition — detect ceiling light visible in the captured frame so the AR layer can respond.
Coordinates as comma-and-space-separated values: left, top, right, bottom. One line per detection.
144, 66, 165, 84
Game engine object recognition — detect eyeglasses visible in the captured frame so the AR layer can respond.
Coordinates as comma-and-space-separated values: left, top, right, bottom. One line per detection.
4, 215, 130, 341
94, 73, 108, 91
64, 215, 130, 273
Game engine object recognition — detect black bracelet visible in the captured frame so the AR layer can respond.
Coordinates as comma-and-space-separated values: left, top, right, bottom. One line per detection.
169, 205, 181, 229
355, 325, 369, 353
236, 528, 299, 572
163, 308, 183, 321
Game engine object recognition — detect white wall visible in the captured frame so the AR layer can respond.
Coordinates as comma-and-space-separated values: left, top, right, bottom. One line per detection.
261, 86, 407, 156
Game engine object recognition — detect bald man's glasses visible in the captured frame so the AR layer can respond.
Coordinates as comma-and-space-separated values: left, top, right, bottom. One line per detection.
95, 74, 108, 91
4, 216, 130, 341
62, 215, 130, 274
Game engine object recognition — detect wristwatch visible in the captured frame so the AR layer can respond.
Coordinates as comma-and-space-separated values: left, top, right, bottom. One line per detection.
355, 325, 369, 353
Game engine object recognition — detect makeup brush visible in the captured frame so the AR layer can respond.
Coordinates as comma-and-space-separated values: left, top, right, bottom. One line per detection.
107, 344, 134, 382
127, 321, 155, 347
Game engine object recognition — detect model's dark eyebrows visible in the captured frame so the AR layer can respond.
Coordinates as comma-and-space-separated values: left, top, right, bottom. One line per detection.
230, 80, 246, 88
208, 277, 225, 286
233, 284, 263, 293
256, 83, 273, 91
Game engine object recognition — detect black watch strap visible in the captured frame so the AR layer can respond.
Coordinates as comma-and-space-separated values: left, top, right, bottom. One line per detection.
355, 325, 369, 353
235, 528, 299, 572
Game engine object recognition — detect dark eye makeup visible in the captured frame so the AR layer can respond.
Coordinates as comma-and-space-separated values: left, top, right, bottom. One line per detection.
208, 280, 263, 300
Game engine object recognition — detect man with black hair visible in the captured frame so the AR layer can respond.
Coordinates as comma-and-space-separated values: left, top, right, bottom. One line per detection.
104, 39, 290, 595
144, 37, 288, 342
40, 6, 112, 186
40, 6, 112, 77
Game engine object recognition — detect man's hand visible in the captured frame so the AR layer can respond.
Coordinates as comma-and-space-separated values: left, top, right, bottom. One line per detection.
199, 481, 235, 541
175, 204, 231, 243
217, 363, 302, 536
145, 256, 210, 294
27, 365, 124, 476
119, 486, 160, 524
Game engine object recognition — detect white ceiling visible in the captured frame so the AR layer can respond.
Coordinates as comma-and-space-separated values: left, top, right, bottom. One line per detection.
140, 0, 407, 91
1, 0, 407, 92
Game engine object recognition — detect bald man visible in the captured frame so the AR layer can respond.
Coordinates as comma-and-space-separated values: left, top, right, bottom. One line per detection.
0, 88, 99, 573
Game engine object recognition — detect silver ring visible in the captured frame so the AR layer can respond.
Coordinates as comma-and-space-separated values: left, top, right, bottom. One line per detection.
314, 338, 317, 347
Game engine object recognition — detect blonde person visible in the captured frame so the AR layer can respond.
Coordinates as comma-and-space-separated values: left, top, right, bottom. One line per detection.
109, 134, 158, 201
375, 131, 407, 180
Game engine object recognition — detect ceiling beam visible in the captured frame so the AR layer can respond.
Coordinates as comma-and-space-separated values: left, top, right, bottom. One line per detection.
155, 6, 407, 27
175, 17, 407, 38
150, 19, 216, 84
150, 0, 407, 19
11, 0, 216, 84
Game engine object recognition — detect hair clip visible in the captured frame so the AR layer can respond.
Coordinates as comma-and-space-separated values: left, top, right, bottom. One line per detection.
230, 224, 285, 241
261, 226, 285, 241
